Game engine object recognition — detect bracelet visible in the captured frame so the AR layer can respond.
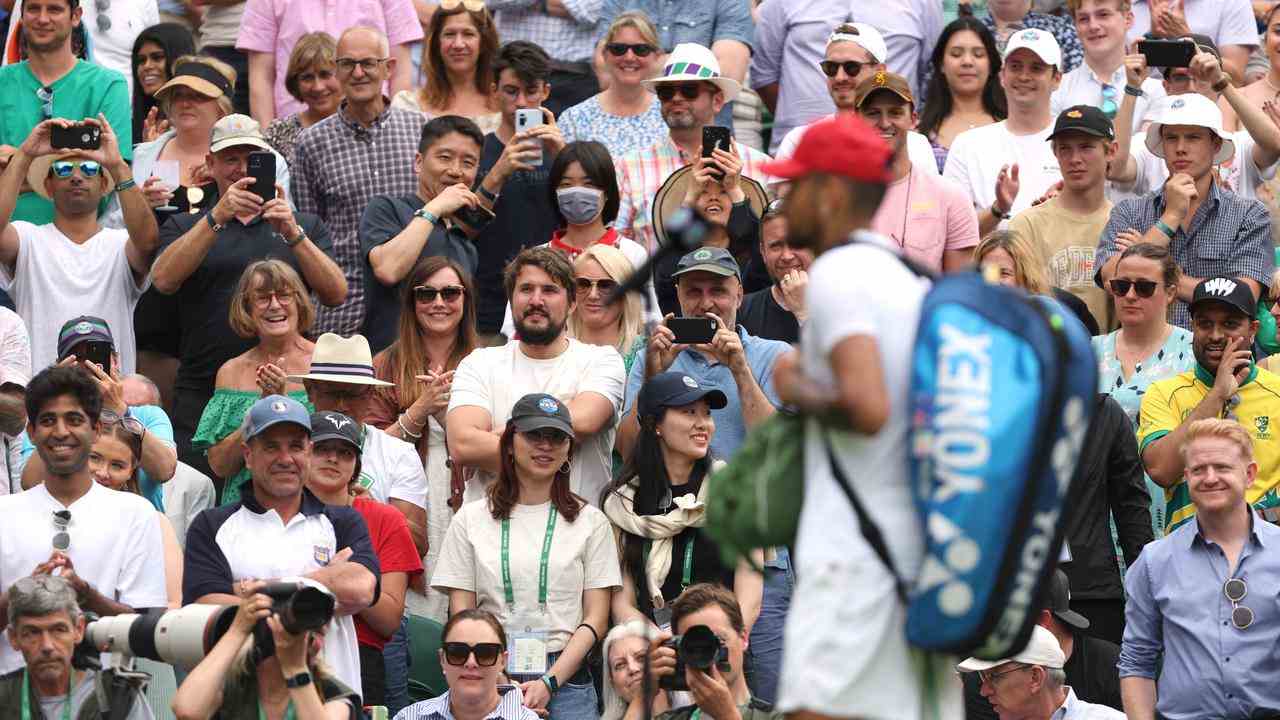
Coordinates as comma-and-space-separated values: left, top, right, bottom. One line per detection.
576, 622, 599, 646
397, 415, 423, 439
1211, 77, 1231, 94
114, 178, 137, 193
990, 201, 1011, 221
414, 207, 440, 225
1153, 219, 1176, 239
1123, 84, 1144, 97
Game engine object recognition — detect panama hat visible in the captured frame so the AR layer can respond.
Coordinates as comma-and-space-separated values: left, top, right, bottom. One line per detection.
26, 151, 116, 201
652, 165, 768, 248
287, 333, 393, 386
643, 43, 741, 102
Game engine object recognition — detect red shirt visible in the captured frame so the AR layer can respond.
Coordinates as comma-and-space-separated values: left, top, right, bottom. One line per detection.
353, 497, 424, 649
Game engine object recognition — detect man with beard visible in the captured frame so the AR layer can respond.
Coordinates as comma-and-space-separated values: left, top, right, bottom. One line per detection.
1138, 277, 1280, 533
448, 246, 624, 506
0, 0, 132, 225
0, 366, 166, 675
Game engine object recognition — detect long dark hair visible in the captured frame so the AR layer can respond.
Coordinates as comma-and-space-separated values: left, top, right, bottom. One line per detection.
917, 17, 1007, 139
488, 425, 584, 522
383, 256, 479, 408
130, 23, 196, 145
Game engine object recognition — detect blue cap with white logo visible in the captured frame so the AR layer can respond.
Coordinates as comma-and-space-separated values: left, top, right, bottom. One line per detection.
243, 394, 312, 441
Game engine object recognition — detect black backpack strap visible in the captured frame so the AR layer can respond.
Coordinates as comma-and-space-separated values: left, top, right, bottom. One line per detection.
822, 432, 908, 604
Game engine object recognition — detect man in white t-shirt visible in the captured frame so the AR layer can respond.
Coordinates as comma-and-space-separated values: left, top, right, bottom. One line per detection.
764, 114, 962, 719
448, 246, 625, 507
944, 27, 1065, 236
292, 333, 429, 557
773, 22, 938, 181
0, 365, 167, 675
0, 118, 158, 375
0, 307, 30, 494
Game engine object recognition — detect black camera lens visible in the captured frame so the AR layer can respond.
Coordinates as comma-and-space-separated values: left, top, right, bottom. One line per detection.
258, 581, 336, 634
679, 625, 722, 669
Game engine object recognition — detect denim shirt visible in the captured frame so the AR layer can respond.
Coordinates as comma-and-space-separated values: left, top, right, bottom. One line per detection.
599, 0, 754, 50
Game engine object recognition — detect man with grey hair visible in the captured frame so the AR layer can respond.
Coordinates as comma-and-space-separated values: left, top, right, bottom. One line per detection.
957, 625, 1124, 719
0, 575, 155, 718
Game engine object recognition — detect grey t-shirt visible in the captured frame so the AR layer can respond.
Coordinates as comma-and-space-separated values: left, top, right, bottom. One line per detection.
41, 672, 156, 719
199, 2, 246, 48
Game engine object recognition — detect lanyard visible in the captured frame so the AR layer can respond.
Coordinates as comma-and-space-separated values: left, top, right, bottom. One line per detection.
501, 506, 558, 607
258, 701, 297, 720
644, 533, 696, 590
21, 670, 72, 720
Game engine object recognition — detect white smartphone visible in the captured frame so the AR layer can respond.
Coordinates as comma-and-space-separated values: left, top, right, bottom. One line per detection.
514, 108, 544, 165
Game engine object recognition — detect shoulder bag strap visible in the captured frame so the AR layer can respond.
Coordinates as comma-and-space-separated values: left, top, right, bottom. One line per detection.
821, 431, 908, 604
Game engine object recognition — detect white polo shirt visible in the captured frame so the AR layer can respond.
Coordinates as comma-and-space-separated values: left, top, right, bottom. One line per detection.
359, 424, 428, 510
0, 481, 167, 674
182, 487, 380, 696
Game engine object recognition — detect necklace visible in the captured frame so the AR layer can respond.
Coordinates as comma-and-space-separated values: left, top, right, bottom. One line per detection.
891, 169, 914, 249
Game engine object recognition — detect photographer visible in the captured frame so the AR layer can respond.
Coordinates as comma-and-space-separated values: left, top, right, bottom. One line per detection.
646, 583, 781, 720
171, 580, 359, 720
0, 575, 154, 719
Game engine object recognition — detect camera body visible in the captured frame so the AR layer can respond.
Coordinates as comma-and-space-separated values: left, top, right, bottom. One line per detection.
659, 624, 730, 692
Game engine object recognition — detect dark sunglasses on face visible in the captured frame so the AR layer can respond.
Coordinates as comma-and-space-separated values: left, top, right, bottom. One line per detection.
413, 285, 466, 303
50, 160, 102, 179
819, 60, 864, 78
574, 277, 618, 294
656, 83, 704, 102
1109, 278, 1158, 298
605, 42, 656, 57
443, 641, 503, 666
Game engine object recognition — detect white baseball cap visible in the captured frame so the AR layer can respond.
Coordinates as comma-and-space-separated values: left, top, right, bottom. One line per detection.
1144, 93, 1235, 164
827, 22, 888, 64
956, 626, 1066, 673
1003, 28, 1062, 71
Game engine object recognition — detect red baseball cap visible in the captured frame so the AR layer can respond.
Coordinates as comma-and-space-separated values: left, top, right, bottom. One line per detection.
762, 113, 893, 184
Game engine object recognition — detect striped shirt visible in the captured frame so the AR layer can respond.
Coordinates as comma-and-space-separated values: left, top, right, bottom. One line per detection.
393, 688, 539, 720
486, 0, 603, 63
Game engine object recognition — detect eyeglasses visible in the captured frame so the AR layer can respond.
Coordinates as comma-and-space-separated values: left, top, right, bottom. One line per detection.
335, 57, 388, 74
50, 160, 102, 179
442, 641, 503, 666
655, 83, 705, 102
95, 0, 111, 31
606, 42, 656, 58
1101, 83, 1118, 119
52, 510, 71, 552
37, 86, 53, 120
819, 60, 865, 78
573, 277, 618, 295
439, 0, 486, 10
413, 285, 466, 304
976, 664, 1028, 687
1224, 578, 1254, 629
100, 409, 145, 437
523, 428, 571, 446
251, 290, 296, 308
1108, 278, 1158, 298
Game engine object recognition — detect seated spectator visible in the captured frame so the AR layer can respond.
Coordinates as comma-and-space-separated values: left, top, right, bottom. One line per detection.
1137, 277, 1280, 531
130, 22, 196, 144
737, 199, 812, 345
977, 231, 1101, 334
849, 3, 945, 99
1119, 418, 1280, 719
917, 17, 1008, 173
0, 306, 30, 494
861, 71, 979, 272
262, 32, 343, 166
432, 393, 621, 720
392, 608, 539, 720
1124, 0, 1258, 85
560, 12, 667, 158
600, 620, 668, 720
305, 410, 423, 709
160, 462, 216, 550
190, 261, 318, 505
568, 245, 646, 371
0, 366, 166, 675
0, 117, 157, 374
983, 0, 1084, 71
390, 1, 501, 133
171, 580, 360, 719
369, 257, 479, 622
361, 115, 484, 352
0, 575, 153, 719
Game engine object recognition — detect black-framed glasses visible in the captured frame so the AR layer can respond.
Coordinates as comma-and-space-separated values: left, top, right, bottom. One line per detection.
50, 160, 102, 179
442, 641, 503, 666
573, 277, 618, 295
52, 510, 71, 552
413, 285, 466, 304
1109, 278, 1158, 298
819, 60, 865, 78
95, 0, 111, 31
37, 87, 53, 120
100, 410, 145, 437
655, 83, 705, 102
335, 57, 388, 74
1101, 83, 1118, 119
606, 42, 656, 58
1224, 578, 1254, 629
976, 664, 1028, 687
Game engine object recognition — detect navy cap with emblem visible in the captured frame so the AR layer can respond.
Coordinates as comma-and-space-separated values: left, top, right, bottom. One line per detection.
310, 411, 362, 451
638, 371, 729, 418
510, 393, 575, 439
1189, 276, 1255, 319
673, 246, 741, 280
56, 316, 114, 361
243, 394, 312, 441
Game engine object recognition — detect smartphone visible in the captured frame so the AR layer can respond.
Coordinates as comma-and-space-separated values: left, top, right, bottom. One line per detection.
454, 203, 495, 230
50, 124, 101, 150
76, 341, 113, 370
1138, 39, 1196, 68
514, 108, 544, 165
247, 151, 276, 202
667, 317, 718, 345
701, 126, 732, 181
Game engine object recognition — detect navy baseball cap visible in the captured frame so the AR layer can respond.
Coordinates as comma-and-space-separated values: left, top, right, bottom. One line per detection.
243, 395, 312, 441
56, 316, 114, 361
673, 246, 741, 280
638, 372, 728, 418
310, 411, 362, 451
510, 393, 575, 439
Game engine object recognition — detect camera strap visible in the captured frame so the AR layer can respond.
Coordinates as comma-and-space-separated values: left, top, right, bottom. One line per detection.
21, 669, 72, 720
501, 506, 558, 608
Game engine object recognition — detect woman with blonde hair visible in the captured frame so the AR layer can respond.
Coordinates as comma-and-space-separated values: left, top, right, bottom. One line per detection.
392, 0, 501, 133
570, 245, 644, 369
264, 32, 343, 164
975, 230, 1100, 334
191, 260, 317, 505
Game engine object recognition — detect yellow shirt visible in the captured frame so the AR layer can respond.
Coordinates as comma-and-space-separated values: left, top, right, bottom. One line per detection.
1138, 364, 1280, 532
1008, 197, 1115, 331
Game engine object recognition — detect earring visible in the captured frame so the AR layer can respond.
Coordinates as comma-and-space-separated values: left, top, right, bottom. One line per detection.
560, 462, 571, 475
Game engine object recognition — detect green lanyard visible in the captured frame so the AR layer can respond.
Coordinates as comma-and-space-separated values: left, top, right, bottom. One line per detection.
644, 534, 696, 590
257, 701, 297, 720
21, 670, 72, 720
501, 506, 558, 607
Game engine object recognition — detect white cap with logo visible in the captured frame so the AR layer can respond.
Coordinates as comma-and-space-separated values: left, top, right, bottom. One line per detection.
1003, 28, 1063, 71
955, 626, 1067, 673
827, 22, 889, 64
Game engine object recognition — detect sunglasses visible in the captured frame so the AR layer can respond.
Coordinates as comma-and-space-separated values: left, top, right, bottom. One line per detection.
413, 285, 466, 304
52, 510, 71, 552
976, 664, 1027, 687
1224, 578, 1254, 629
37, 86, 53, 120
573, 277, 618, 294
439, 0, 486, 10
442, 641, 503, 666
656, 83, 705, 102
605, 42, 656, 57
819, 60, 865, 78
95, 0, 111, 31
100, 409, 145, 437
1109, 278, 1158, 298
523, 428, 571, 445
50, 160, 102, 179
1101, 83, 1118, 119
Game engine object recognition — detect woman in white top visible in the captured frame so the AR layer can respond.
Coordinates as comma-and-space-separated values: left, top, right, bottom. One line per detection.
432, 393, 621, 720
391, 0, 501, 134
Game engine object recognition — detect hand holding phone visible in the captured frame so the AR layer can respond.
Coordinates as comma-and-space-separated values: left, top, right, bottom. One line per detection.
666, 316, 718, 345
514, 109, 545, 165
701, 126, 731, 181
247, 151, 276, 202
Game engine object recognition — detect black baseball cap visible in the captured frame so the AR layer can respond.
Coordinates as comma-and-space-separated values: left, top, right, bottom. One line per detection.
510, 393, 575, 439
1189, 277, 1255, 319
673, 246, 741, 280
1047, 105, 1115, 142
638, 372, 729, 418
310, 411, 363, 451
1044, 569, 1091, 630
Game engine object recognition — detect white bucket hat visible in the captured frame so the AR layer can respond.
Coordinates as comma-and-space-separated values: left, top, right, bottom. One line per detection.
1144, 93, 1235, 164
1003, 28, 1062, 71
288, 333, 393, 387
643, 43, 741, 102
826, 22, 888, 64
955, 626, 1066, 673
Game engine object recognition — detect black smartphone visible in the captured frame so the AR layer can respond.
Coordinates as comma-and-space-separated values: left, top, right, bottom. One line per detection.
667, 317, 718, 345
51, 124, 101, 150
702, 126, 732, 181
1138, 39, 1196, 68
454, 203, 495, 230
76, 341, 113, 370
247, 151, 276, 202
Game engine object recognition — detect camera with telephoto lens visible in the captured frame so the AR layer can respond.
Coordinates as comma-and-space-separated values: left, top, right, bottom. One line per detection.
659, 624, 730, 692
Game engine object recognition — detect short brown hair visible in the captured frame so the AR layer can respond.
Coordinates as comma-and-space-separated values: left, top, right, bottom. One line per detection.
228, 260, 315, 339
503, 246, 575, 302
671, 583, 745, 636
1066, 0, 1131, 14
284, 32, 338, 102
1117, 242, 1180, 290
442, 608, 507, 646
1180, 418, 1255, 463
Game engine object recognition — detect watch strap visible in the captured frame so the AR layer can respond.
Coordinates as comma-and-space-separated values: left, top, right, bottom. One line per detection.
415, 207, 440, 225
283, 229, 306, 247
1153, 219, 1176, 239
205, 211, 225, 233
477, 184, 499, 203
1123, 84, 1144, 97
541, 674, 559, 694
990, 201, 1011, 221
1211, 77, 1231, 93
114, 178, 137, 193
284, 671, 312, 689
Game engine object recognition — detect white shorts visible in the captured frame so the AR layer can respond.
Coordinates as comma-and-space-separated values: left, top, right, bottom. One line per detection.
776, 560, 963, 720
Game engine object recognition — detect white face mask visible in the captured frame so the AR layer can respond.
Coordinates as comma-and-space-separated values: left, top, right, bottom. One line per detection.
556, 186, 604, 225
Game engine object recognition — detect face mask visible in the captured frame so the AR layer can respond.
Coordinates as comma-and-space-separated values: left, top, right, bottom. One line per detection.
556, 186, 603, 226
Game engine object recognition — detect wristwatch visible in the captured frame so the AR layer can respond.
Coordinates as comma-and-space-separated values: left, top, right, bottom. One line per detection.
283, 228, 307, 248
1211, 77, 1231, 94
205, 211, 226, 233
477, 184, 499, 204
990, 201, 1011, 221
414, 206, 440, 225
285, 671, 313, 689
541, 674, 559, 695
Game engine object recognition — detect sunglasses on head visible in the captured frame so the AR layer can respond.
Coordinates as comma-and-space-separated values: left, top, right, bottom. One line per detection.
1224, 577, 1253, 630
442, 641, 503, 666
656, 83, 705, 102
37, 86, 53, 120
605, 42, 656, 57
50, 160, 102, 179
100, 409, 145, 437
574, 277, 618, 294
440, 0, 486, 10
1109, 278, 1158, 298
413, 285, 466, 304
819, 60, 864, 78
